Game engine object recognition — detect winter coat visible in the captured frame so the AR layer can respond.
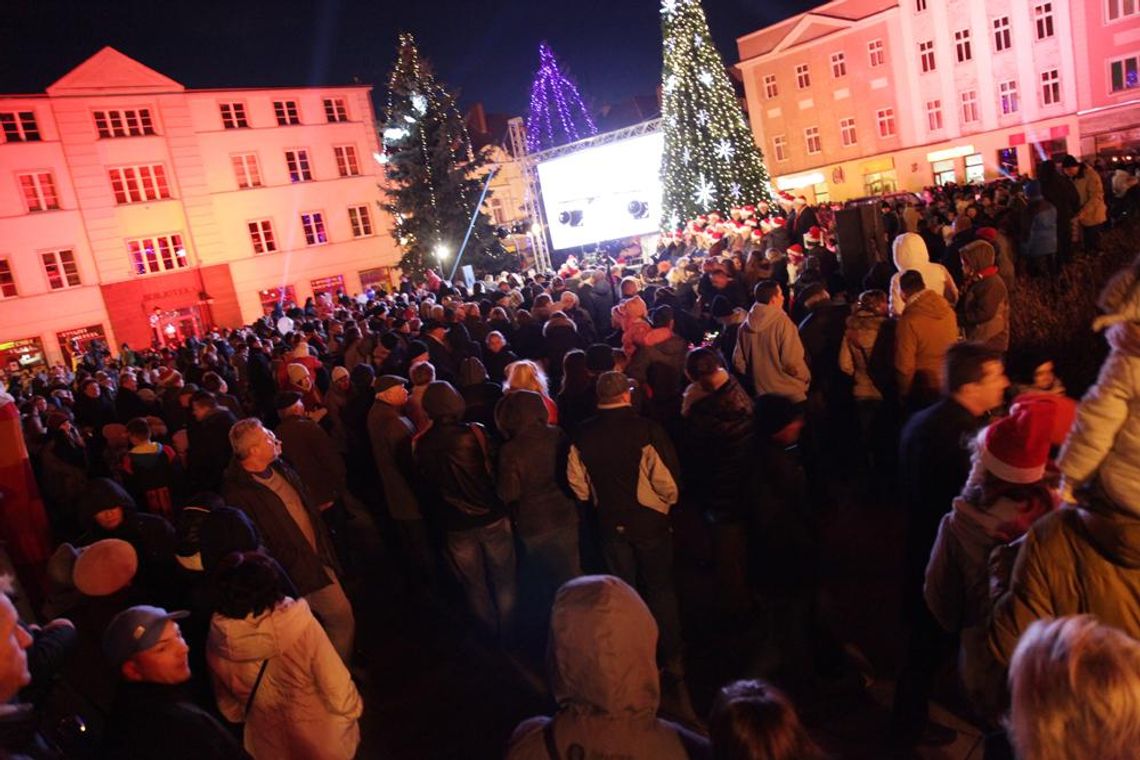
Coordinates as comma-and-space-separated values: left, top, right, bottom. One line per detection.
626, 327, 689, 392
413, 415, 507, 533
496, 390, 578, 539
103, 681, 250, 760
208, 597, 361, 760
222, 460, 341, 596
612, 297, 652, 358
1038, 165, 1080, 242
1057, 322, 1140, 513
484, 346, 518, 385
505, 576, 709, 760
798, 301, 851, 395
186, 407, 238, 493
894, 290, 959, 404
1072, 163, 1108, 227
989, 498, 1140, 667
680, 373, 754, 520
121, 442, 183, 518
838, 309, 891, 401
958, 244, 1010, 352
1020, 199, 1058, 258
366, 400, 421, 521
732, 302, 811, 403
889, 233, 958, 317
276, 415, 346, 507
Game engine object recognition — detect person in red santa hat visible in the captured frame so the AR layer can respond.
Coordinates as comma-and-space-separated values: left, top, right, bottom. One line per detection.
803, 225, 840, 285
790, 196, 818, 248
785, 244, 806, 283
763, 216, 790, 252
924, 397, 1059, 724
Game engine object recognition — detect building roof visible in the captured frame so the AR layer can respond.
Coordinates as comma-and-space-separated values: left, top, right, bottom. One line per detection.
47, 46, 185, 96
737, 0, 898, 61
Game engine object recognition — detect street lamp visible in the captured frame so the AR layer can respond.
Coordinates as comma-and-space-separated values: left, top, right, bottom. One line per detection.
435, 244, 450, 263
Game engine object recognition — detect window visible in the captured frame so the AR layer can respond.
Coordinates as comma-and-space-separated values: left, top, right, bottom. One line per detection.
773, 135, 788, 162
1111, 54, 1140, 93
1000, 80, 1020, 113
1041, 69, 1061, 105
93, 109, 155, 138
247, 220, 277, 254
273, 100, 300, 126
868, 39, 885, 67
19, 172, 60, 212
301, 212, 327, 245
348, 205, 373, 237
965, 153, 985, 183
323, 98, 349, 123
919, 40, 936, 72
927, 99, 944, 130
804, 126, 822, 154
333, 145, 360, 177
285, 149, 312, 182
0, 112, 41, 142
961, 90, 979, 123
41, 250, 80, 290
0, 259, 17, 298
1108, 0, 1140, 21
993, 17, 1011, 51
840, 117, 857, 147
955, 29, 973, 62
1034, 3, 1054, 39
830, 52, 847, 78
796, 64, 811, 89
109, 165, 171, 204
763, 74, 778, 99
219, 102, 248, 129
876, 108, 896, 137
128, 234, 188, 276
916, 0, 927, 10
232, 153, 262, 189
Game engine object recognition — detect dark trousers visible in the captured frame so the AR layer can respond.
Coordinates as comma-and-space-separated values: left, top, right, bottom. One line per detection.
602, 527, 683, 667
891, 594, 957, 733
520, 523, 581, 602
444, 517, 517, 638
396, 517, 437, 592
1024, 254, 1056, 278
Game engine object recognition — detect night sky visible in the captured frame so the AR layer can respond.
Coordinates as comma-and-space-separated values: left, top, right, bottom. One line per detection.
3, 0, 815, 116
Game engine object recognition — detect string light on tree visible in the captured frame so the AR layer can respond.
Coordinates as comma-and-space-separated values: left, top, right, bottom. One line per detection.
525, 42, 597, 153
659, 0, 774, 226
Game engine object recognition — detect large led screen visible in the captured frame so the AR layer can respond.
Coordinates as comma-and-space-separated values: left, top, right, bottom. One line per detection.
536, 131, 664, 250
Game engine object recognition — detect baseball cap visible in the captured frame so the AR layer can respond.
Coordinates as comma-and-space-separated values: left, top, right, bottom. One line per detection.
596, 371, 633, 403
103, 605, 189, 668
373, 375, 406, 393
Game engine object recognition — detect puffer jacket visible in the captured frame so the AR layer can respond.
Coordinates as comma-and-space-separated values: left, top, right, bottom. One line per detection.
505, 576, 709, 760
207, 597, 362, 760
681, 373, 754, 519
838, 308, 890, 400
732, 302, 811, 403
626, 326, 689, 390
958, 242, 1010, 352
1020, 198, 1058, 259
1058, 322, 1140, 513
1072, 163, 1108, 227
989, 498, 1140, 666
894, 290, 959, 403
889, 233, 959, 317
496, 390, 577, 538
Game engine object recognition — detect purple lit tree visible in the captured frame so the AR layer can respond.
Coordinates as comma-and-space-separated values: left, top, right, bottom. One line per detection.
525, 42, 597, 153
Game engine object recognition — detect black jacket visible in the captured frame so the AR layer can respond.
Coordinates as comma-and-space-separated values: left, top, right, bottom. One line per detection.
413, 419, 506, 532
103, 682, 250, 760
496, 391, 577, 538
276, 415, 346, 506
222, 459, 340, 595
186, 408, 237, 493
682, 376, 754, 520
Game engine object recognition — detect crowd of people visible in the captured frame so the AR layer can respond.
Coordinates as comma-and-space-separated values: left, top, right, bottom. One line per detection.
1, 156, 1139, 759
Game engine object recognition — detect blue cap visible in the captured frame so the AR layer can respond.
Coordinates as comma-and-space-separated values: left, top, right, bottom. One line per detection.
103, 605, 189, 668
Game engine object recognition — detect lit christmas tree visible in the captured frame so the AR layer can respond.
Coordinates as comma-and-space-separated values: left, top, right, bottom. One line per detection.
659, 0, 773, 230
379, 33, 510, 278
525, 42, 597, 153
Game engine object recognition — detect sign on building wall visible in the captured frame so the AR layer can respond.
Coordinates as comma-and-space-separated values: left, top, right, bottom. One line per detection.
310, 275, 345, 296
0, 337, 47, 372
359, 267, 395, 290
259, 286, 296, 315
57, 324, 107, 369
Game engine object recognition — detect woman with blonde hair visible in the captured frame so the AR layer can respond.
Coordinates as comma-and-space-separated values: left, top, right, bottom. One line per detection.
501, 360, 557, 424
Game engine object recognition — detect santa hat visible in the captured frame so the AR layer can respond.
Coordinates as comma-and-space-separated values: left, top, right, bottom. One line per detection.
804, 226, 822, 244
741, 205, 755, 217
743, 217, 757, 227
709, 231, 724, 241
786, 244, 805, 263
979, 401, 1056, 484
794, 195, 807, 205
1010, 393, 1077, 448
707, 211, 723, 223
769, 216, 786, 227
779, 191, 794, 203
750, 228, 764, 241
759, 219, 773, 232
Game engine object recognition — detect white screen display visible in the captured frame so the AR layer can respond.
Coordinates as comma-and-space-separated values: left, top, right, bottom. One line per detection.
536, 131, 664, 250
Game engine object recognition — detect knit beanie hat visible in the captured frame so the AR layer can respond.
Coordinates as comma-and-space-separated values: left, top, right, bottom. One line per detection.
585, 344, 616, 373
421, 381, 466, 421
199, 506, 261, 573
331, 366, 350, 384
73, 539, 138, 597
979, 401, 1056, 484
286, 362, 312, 391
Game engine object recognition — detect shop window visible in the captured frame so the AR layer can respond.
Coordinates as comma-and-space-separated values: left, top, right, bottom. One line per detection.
932, 159, 957, 185
864, 170, 898, 195
965, 153, 985, 184
813, 182, 830, 204
997, 148, 1019, 176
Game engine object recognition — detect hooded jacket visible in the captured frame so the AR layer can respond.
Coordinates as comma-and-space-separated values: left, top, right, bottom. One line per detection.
1058, 321, 1140, 513
889, 233, 959, 317
681, 373, 754, 520
505, 576, 708, 760
207, 597, 362, 760
612, 296, 652, 357
732, 302, 811, 403
894, 290, 959, 404
1071, 163, 1108, 227
958, 242, 1010, 352
626, 327, 689, 391
838, 308, 892, 401
366, 399, 422, 521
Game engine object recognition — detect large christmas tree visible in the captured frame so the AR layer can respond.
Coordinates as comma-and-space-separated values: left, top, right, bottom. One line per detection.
379, 33, 510, 279
525, 42, 597, 153
659, 0, 774, 230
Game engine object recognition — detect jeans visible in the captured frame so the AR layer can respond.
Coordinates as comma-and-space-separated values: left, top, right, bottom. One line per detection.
520, 524, 582, 605
305, 568, 355, 662
602, 527, 683, 667
445, 517, 518, 638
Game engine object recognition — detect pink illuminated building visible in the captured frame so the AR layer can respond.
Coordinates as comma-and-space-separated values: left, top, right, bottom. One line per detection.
737, 0, 1137, 201
0, 47, 400, 367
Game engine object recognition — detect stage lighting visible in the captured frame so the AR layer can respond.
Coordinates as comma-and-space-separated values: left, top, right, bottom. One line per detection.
496, 226, 510, 239
627, 200, 649, 219
557, 210, 583, 227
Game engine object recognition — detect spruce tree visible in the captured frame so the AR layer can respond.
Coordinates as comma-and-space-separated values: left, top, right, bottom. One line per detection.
379, 33, 510, 280
659, 0, 774, 230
